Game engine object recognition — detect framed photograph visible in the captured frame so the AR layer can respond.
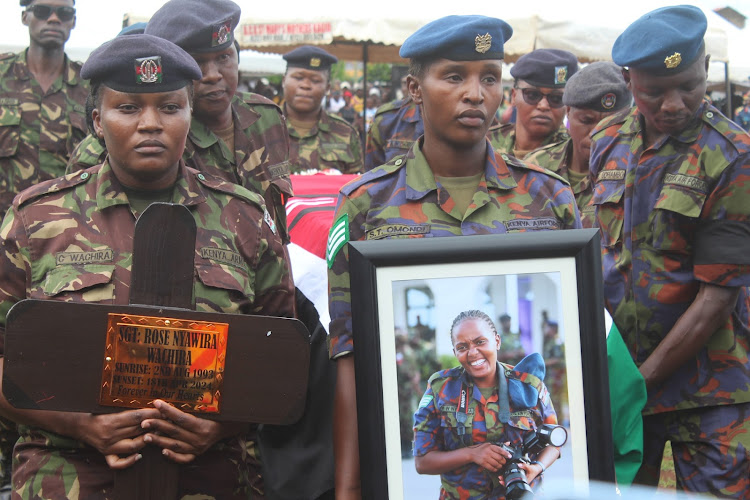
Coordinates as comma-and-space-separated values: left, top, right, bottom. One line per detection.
349, 229, 614, 499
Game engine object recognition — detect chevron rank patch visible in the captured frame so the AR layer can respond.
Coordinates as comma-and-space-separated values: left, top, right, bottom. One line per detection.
327, 214, 349, 269
419, 394, 433, 409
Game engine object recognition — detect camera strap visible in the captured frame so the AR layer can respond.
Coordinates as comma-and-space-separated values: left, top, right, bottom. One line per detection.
456, 363, 512, 446
496, 362, 511, 424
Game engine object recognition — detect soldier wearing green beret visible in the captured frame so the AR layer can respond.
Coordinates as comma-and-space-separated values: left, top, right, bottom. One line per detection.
281, 45, 363, 174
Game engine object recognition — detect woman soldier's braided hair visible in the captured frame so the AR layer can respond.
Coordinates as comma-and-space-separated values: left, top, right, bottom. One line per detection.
450, 310, 498, 342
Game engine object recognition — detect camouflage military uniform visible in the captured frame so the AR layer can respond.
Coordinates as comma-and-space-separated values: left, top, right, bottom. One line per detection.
487, 122, 568, 160
327, 140, 581, 358
0, 160, 295, 500
364, 98, 422, 172
590, 101, 750, 495
0, 50, 89, 219
525, 139, 595, 227
283, 105, 363, 174
413, 364, 557, 499
67, 92, 294, 243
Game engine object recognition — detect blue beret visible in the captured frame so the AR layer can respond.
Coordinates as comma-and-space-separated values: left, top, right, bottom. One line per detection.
510, 49, 578, 88
508, 353, 547, 408
118, 22, 147, 37
612, 5, 707, 75
145, 0, 241, 54
563, 62, 632, 112
400, 15, 513, 61
81, 34, 201, 93
284, 45, 338, 71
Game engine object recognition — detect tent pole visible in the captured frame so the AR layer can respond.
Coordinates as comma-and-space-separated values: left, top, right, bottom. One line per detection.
362, 42, 369, 150
724, 61, 732, 119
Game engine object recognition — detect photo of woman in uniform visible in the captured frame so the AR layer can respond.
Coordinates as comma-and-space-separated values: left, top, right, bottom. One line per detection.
412, 310, 563, 499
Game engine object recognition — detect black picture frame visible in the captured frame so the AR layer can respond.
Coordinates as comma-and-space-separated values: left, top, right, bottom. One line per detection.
349, 229, 615, 499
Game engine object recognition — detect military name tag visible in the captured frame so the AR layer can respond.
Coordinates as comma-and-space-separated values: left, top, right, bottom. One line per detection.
99, 313, 228, 414
505, 218, 559, 231
366, 223, 430, 240
597, 169, 626, 181
664, 173, 708, 192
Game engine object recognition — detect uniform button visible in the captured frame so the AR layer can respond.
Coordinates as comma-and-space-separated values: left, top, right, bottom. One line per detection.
501, 154, 508, 161
706, 111, 714, 118
394, 159, 403, 166
80, 172, 89, 180
197, 174, 206, 180
505, 370, 512, 376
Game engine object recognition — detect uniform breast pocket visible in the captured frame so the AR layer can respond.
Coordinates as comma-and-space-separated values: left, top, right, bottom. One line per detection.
319, 142, 356, 167
0, 104, 22, 158
439, 411, 473, 450
649, 184, 706, 253
38, 264, 116, 302
195, 263, 254, 313
591, 181, 625, 248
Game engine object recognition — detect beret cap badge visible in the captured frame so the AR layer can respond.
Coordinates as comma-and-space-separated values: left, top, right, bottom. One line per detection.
664, 52, 682, 69
475, 33, 492, 54
601, 93, 617, 110
310, 57, 321, 68
135, 56, 163, 84
554, 66, 568, 85
213, 20, 232, 47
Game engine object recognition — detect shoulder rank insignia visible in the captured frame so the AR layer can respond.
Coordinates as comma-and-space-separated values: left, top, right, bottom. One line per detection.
664, 52, 682, 69
326, 214, 349, 269
213, 20, 232, 47
135, 56, 162, 84
475, 33, 492, 54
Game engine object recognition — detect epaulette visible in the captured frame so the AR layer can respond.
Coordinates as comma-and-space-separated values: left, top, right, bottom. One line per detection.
590, 105, 633, 137
327, 111, 359, 133
373, 98, 406, 118
499, 152, 570, 185
15, 168, 94, 208
427, 366, 460, 385
238, 91, 282, 111
340, 154, 405, 196
0, 53, 16, 75
192, 168, 265, 208
701, 105, 749, 155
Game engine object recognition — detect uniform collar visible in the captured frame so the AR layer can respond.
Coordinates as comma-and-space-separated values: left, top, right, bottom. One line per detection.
625, 100, 708, 147
283, 104, 330, 137
188, 95, 256, 150
14, 49, 81, 86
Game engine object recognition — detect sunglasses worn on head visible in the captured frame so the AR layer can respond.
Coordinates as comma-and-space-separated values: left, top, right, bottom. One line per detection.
27, 4, 76, 22
517, 87, 564, 108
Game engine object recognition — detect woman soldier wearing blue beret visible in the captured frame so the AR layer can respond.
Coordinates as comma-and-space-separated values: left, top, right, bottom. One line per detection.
326, 15, 581, 499
413, 310, 562, 498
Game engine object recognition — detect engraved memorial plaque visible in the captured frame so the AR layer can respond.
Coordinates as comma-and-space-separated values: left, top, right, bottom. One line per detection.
100, 313, 229, 413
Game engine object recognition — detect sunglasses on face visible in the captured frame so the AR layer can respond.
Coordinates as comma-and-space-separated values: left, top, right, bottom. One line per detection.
26, 4, 76, 22
517, 87, 565, 108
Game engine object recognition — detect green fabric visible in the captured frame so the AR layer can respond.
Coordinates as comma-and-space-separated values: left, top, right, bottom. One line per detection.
608, 321, 646, 486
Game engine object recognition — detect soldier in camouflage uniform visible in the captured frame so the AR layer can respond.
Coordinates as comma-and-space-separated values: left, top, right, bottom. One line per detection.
526, 62, 631, 227
281, 46, 362, 174
364, 97, 422, 171
326, 16, 581, 498
413, 311, 560, 499
487, 49, 577, 160
67, 0, 294, 243
0, 0, 88, 219
0, 34, 294, 500
590, 6, 750, 496
496, 314, 524, 364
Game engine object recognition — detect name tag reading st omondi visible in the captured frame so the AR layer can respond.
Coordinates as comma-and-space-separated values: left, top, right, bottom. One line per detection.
99, 313, 229, 414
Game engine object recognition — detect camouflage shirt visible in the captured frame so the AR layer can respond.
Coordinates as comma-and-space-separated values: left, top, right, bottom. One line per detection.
525, 139, 595, 227
327, 140, 581, 358
67, 92, 294, 243
364, 98, 423, 172
0, 160, 295, 499
0, 49, 89, 219
589, 101, 750, 415
487, 122, 569, 159
283, 105, 363, 174
413, 365, 556, 499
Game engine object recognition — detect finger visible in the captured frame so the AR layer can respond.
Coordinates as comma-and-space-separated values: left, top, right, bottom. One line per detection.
104, 452, 143, 470
143, 433, 195, 455
161, 448, 196, 465
101, 436, 149, 456
152, 400, 198, 430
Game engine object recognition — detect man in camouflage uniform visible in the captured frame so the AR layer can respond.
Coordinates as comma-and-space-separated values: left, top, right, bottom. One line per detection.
526, 62, 631, 226
364, 96, 422, 171
326, 16, 581, 498
0, 0, 88, 219
67, 0, 294, 243
0, 34, 294, 500
281, 46, 362, 174
590, 6, 750, 496
487, 49, 577, 160
496, 313, 524, 363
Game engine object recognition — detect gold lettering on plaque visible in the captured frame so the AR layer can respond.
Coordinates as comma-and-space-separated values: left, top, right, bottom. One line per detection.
100, 313, 228, 413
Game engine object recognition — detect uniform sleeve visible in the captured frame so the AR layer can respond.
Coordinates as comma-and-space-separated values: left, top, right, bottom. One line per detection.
551, 181, 583, 230
537, 380, 558, 426
65, 134, 106, 175
0, 208, 31, 354
413, 383, 441, 457
364, 115, 386, 172
693, 152, 750, 287
344, 127, 364, 174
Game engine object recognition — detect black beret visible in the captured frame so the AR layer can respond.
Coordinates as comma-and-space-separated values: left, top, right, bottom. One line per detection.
511, 49, 578, 88
283, 45, 338, 71
400, 15, 513, 61
563, 62, 632, 112
145, 0, 241, 54
612, 5, 707, 75
81, 34, 201, 93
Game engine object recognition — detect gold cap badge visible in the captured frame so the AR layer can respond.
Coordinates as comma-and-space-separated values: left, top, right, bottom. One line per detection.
475, 33, 492, 54
310, 57, 321, 68
664, 52, 682, 69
